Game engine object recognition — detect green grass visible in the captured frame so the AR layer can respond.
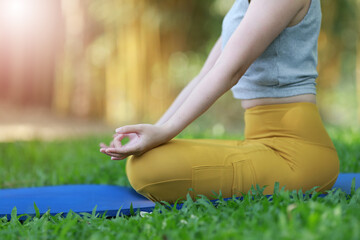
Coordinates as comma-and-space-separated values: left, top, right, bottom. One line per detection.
0, 126, 359, 240
0, 137, 130, 189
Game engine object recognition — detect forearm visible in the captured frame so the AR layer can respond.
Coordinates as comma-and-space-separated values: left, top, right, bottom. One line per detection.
156, 37, 222, 126
162, 62, 244, 139
155, 75, 201, 126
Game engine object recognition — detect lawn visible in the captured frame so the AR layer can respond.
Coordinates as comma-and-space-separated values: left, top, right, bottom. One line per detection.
0, 126, 359, 239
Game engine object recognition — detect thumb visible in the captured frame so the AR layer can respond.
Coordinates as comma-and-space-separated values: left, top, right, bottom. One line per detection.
115, 125, 142, 134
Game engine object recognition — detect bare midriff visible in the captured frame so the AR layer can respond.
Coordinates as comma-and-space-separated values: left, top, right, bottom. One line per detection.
241, 94, 316, 109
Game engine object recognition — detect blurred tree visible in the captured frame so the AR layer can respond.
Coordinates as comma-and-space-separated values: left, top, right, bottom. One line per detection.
356, 0, 360, 122
55, 0, 222, 125
318, 0, 359, 124
1, 0, 358, 127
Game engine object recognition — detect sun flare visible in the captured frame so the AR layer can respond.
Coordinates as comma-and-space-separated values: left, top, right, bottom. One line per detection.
1, 0, 35, 27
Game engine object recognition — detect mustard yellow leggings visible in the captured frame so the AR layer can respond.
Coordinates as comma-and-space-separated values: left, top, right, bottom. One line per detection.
126, 102, 340, 203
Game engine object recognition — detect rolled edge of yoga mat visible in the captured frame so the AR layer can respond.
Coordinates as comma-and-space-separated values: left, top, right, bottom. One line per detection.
0, 184, 155, 220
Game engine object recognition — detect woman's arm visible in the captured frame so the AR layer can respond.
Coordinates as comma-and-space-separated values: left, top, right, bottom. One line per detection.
157, 0, 308, 137
103, 0, 307, 159
155, 36, 222, 126
100, 34, 222, 153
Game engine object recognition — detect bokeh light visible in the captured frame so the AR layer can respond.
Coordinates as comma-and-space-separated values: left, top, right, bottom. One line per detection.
1, 0, 36, 28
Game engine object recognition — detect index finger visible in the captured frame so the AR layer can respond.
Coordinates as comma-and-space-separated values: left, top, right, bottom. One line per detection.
99, 143, 108, 148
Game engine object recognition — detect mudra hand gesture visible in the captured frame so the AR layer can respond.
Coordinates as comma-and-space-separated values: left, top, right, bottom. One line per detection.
100, 124, 172, 160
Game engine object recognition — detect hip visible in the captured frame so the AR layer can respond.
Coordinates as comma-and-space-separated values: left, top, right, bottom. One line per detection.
244, 101, 335, 150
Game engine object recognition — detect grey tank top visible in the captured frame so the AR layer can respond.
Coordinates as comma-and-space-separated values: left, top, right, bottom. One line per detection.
221, 0, 321, 99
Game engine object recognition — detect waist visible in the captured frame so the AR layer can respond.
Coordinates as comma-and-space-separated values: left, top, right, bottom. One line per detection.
241, 94, 316, 109
244, 102, 335, 150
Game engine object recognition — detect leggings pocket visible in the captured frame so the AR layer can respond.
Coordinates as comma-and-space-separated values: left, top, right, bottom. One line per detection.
232, 160, 257, 196
192, 165, 233, 199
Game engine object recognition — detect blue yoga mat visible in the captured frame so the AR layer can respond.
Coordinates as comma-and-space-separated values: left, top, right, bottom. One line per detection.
0, 173, 359, 220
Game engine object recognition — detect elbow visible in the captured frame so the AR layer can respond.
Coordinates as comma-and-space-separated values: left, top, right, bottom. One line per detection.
229, 68, 245, 87
229, 76, 240, 88
228, 59, 252, 87
210, 60, 247, 90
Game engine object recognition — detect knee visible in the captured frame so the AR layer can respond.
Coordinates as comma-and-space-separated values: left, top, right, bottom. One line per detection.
125, 147, 169, 191
125, 141, 193, 202
126, 151, 191, 203
126, 154, 151, 191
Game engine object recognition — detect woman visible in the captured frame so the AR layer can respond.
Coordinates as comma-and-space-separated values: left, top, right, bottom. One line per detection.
100, 0, 339, 203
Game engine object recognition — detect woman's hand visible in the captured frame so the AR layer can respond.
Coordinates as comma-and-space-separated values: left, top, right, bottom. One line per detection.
99, 133, 119, 149
99, 124, 172, 160
99, 133, 133, 159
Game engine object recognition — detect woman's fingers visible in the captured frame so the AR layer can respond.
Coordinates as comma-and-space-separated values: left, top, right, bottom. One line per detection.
113, 133, 120, 138
100, 124, 149, 160
127, 133, 139, 140
115, 125, 143, 134
106, 147, 131, 155
111, 156, 127, 160
102, 149, 128, 159
99, 143, 108, 148
113, 133, 134, 148
106, 143, 141, 155
100, 133, 135, 158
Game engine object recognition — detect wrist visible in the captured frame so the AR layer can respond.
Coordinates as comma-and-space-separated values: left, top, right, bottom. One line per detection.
161, 121, 180, 141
